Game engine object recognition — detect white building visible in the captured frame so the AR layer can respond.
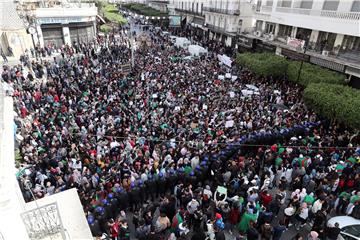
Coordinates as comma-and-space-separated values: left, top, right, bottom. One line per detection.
237, 0, 360, 79
203, 0, 241, 46
171, 0, 206, 36
16, 0, 98, 48
148, 0, 169, 13
172, 0, 240, 46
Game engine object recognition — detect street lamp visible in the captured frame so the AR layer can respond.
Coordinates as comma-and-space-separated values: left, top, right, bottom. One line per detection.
17, 6, 42, 62
296, 36, 310, 83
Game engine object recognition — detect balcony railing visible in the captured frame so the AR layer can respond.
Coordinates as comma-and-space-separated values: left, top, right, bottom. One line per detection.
148, 0, 169, 3
206, 23, 237, 34
174, 8, 204, 16
259, 5, 273, 13
276, 7, 360, 21
203, 6, 239, 15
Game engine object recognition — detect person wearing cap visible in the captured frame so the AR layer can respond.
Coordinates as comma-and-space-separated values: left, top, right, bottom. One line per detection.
87, 214, 102, 238
187, 198, 200, 228
326, 222, 340, 240
128, 181, 141, 212
307, 231, 319, 240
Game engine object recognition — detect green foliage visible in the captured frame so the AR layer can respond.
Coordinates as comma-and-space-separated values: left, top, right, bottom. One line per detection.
236, 53, 288, 78
99, 24, 112, 33
97, 1, 127, 25
122, 3, 167, 16
287, 61, 345, 87
104, 11, 127, 24
103, 4, 118, 13
304, 83, 360, 129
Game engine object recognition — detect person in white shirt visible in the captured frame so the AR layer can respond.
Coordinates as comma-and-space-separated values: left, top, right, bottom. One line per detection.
312, 198, 324, 214
295, 203, 309, 230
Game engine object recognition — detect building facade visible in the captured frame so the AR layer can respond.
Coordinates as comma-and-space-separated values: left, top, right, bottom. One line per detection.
171, 0, 241, 46
170, 0, 206, 38
236, 0, 360, 78
16, 0, 97, 48
0, 0, 33, 58
203, 0, 241, 46
148, 0, 169, 13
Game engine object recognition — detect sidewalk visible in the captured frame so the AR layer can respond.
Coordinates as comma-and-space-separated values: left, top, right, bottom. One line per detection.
0, 53, 62, 68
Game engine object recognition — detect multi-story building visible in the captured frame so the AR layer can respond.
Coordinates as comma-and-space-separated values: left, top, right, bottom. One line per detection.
171, 0, 206, 37
172, 0, 241, 46
16, 0, 97, 48
148, 0, 169, 13
236, 0, 360, 79
0, 0, 33, 58
203, 0, 241, 46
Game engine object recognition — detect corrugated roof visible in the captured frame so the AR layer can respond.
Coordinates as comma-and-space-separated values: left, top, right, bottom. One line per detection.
0, 0, 25, 31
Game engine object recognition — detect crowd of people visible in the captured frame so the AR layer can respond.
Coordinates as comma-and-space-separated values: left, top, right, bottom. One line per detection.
1, 21, 360, 240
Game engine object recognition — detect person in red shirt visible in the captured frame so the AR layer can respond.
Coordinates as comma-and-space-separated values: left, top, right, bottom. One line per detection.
108, 218, 119, 239
260, 190, 273, 208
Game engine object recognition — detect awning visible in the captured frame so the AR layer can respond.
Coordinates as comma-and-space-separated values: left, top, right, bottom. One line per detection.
97, 15, 106, 24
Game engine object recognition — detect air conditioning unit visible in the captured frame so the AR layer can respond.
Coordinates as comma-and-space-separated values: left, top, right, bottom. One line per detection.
254, 30, 262, 37
269, 34, 274, 41
322, 50, 329, 56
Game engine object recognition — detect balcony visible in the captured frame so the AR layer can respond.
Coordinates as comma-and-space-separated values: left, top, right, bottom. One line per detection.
148, 0, 169, 3
259, 5, 273, 14
174, 8, 204, 17
203, 6, 240, 15
206, 23, 237, 35
275, 7, 360, 21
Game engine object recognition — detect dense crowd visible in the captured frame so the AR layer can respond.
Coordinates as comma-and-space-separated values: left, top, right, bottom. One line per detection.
1, 24, 360, 240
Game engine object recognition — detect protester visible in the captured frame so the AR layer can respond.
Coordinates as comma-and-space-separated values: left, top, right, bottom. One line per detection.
3, 18, 359, 240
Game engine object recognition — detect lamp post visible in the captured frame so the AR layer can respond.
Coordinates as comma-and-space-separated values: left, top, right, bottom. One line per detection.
18, 6, 42, 63
296, 36, 309, 83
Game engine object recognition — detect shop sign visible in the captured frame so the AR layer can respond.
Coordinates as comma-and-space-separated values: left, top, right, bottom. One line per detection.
37, 16, 95, 24
287, 37, 305, 50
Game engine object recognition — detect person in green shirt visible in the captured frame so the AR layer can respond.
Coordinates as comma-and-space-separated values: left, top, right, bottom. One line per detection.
304, 193, 315, 205
238, 208, 258, 233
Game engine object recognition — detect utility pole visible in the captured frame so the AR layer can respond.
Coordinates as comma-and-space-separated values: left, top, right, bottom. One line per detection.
130, 20, 135, 68
296, 37, 309, 82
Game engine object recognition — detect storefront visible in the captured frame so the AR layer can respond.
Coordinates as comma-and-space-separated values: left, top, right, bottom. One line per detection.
41, 24, 64, 47
36, 16, 96, 47
237, 35, 254, 53
69, 23, 95, 44
253, 39, 276, 53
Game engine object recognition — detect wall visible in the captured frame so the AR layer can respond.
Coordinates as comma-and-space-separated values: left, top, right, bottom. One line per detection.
0, 90, 29, 240
25, 188, 93, 240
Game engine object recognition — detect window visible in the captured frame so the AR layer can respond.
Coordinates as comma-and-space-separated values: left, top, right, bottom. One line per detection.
300, 0, 313, 9
265, 23, 275, 34
256, 0, 262, 11
277, 0, 292, 8
322, 0, 339, 11
343, 225, 360, 237
266, 0, 273, 6
351, 0, 360, 12
256, 20, 263, 31
196, 3, 198, 13
238, 19, 243, 32
201, 3, 203, 14
278, 24, 292, 37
